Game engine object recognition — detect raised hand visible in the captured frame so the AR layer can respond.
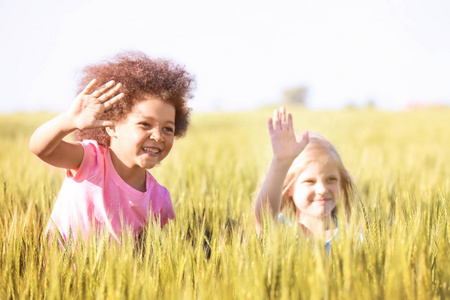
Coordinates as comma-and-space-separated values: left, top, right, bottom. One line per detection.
255, 107, 309, 234
67, 79, 124, 130
268, 107, 309, 162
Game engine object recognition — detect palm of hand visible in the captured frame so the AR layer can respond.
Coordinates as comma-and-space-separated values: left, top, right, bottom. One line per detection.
268, 107, 309, 162
270, 128, 306, 161
69, 93, 108, 129
67, 79, 124, 130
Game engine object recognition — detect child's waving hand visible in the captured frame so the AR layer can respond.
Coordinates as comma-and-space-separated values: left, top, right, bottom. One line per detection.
268, 107, 309, 162
255, 107, 309, 234
29, 79, 124, 170
68, 79, 124, 130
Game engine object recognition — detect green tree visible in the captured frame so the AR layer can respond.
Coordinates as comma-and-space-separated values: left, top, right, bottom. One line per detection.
283, 86, 307, 105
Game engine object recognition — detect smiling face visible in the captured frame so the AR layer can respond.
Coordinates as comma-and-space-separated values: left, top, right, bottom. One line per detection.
291, 150, 341, 220
108, 96, 176, 171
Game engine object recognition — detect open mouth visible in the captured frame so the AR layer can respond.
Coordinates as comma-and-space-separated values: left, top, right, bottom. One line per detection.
142, 147, 161, 155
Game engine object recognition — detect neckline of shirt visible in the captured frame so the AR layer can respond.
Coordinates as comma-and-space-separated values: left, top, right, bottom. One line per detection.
105, 148, 152, 196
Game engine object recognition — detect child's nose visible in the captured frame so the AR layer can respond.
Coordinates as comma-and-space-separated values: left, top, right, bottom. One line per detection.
149, 129, 164, 142
315, 181, 327, 195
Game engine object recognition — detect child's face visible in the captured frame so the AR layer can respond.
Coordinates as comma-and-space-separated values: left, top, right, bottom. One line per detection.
110, 96, 176, 170
292, 152, 341, 219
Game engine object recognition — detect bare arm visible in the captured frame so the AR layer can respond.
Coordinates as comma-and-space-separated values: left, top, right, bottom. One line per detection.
29, 79, 124, 170
255, 107, 309, 235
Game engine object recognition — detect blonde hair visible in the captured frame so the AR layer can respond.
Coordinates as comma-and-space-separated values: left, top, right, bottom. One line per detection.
281, 132, 356, 219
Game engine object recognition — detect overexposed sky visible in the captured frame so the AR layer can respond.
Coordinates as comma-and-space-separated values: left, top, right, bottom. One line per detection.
1, 0, 449, 112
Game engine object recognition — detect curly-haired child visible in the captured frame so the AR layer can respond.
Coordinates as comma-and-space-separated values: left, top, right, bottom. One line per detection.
30, 51, 195, 243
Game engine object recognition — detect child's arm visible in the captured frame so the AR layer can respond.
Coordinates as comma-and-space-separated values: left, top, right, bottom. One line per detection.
29, 79, 124, 170
255, 107, 309, 235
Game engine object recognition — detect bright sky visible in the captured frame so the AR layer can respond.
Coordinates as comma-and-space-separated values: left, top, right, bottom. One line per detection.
1, 0, 449, 113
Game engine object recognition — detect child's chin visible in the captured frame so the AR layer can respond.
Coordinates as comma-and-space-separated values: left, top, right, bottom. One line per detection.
141, 162, 157, 169
316, 209, 332, 217
143, 161, 163, 169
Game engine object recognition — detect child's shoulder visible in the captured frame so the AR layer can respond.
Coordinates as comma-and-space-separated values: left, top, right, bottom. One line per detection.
146, 171, 174, 220
146, 171, 170, 197
78, 139, 110, 157
69, 140, 107, 180
80, 139, 103, 149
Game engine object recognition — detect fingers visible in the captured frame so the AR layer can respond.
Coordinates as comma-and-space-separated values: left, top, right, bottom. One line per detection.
268, 117, 274, 135
83, 79, 123, 109
280, 106, 286, 123
82, 79, 98, 94
298, 131, 309, 148
272, 107, 290, 131
91, 80, 116, 98
287, 113, 293, 130
103, 92, 125, 110
98, 82, 122, 103
273, 109, 280, 130
295, 130, 307, 142
302, 131, 309, 142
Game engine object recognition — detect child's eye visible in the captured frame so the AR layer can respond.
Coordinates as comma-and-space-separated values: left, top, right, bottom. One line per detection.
327, 177, 338, 183
140, 122, 151, 128
303, 179, 315, 184
163, 127, 175, 133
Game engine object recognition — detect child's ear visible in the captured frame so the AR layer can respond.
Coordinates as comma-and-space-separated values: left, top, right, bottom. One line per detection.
105, 126, 117, 138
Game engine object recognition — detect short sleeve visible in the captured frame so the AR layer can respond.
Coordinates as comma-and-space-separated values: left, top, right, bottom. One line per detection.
67, 140, 103, 182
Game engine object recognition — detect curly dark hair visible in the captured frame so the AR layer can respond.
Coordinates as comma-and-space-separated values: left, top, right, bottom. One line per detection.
73, 51, 195, 147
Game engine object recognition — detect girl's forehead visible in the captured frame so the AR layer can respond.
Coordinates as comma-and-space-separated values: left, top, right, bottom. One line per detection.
298, 146, 335, 162
295, 151, 341, 174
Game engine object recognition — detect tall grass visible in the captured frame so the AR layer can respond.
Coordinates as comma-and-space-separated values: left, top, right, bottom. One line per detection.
1, 107, 449, 299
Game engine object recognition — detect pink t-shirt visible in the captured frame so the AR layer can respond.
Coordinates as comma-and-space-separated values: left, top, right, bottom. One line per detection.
46, 140, 175, 243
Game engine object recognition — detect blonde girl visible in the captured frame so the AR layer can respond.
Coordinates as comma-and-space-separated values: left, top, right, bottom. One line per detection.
255, 107, 356, 250
30, 51, 195, 244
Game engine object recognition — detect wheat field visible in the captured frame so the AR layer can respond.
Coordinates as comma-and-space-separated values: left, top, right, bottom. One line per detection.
1, 107, 449, 299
